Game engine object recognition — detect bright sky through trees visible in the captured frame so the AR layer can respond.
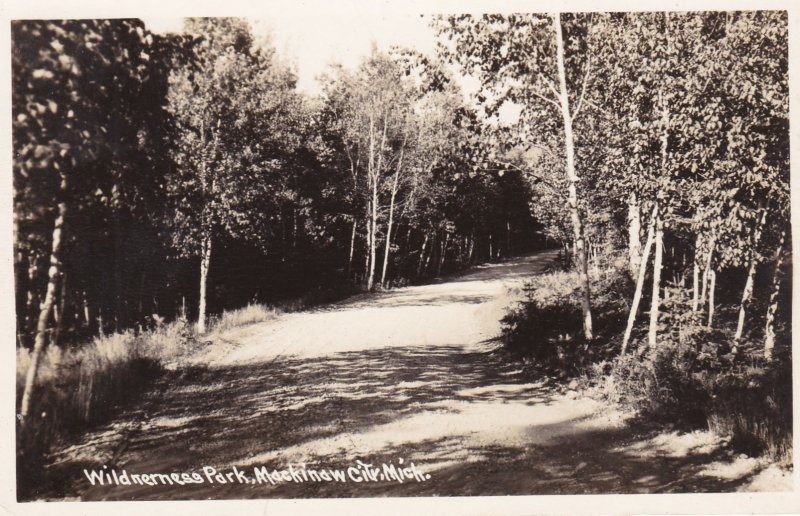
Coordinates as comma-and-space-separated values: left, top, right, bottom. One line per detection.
141, 15, 522, 122
142, 14, 437, 95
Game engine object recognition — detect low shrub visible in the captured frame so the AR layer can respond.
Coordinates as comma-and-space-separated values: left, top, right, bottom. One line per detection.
608, 338, 709, 424
706, 353, 792, 463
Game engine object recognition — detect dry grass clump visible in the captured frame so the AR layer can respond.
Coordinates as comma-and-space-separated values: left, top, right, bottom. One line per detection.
208, 302, 278, 334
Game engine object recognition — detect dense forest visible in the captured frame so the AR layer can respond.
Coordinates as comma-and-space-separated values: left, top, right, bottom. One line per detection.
14, 12, 791, 493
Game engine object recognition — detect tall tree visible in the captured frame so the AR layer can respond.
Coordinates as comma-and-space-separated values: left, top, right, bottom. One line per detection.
435, 13, 597, 339
166, 18, 302, 332
320, 49, 417, 290
13, 19, 167, 423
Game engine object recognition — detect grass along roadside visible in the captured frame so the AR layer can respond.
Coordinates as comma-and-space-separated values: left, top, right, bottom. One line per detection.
14, 298, 307, 500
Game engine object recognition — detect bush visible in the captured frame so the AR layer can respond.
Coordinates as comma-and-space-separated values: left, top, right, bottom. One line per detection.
602, 305, 792, 463
608, 339, 709, 424
706, 355, 792, 463
501, 253, 630, 376
504, 252, 792, 464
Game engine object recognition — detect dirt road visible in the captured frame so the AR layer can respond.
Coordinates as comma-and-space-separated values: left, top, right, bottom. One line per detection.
44, 251, 775, 500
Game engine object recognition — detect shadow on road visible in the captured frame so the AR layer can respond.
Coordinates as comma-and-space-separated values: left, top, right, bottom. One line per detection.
43, 342, 760, 501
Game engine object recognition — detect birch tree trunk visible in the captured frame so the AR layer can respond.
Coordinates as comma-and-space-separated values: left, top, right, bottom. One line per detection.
700, 237, 715, 307
424, 232, 435, 275
621, 205, 657, 354
554, 12, 593, 340
506, 220, 511, 256
648, 211, 664, 348
438, 233, 449, 276
380, 150, 403, 288
363, 201, 372, 284
53, 272, 68, 347
734, 206, 768, 341
82, 291, 90, 327
197, 230, 212, 334
707, 269, 716, 328
367, 179, 378, 290
365, 115, 386, 291
347, 219, 357, 277
692, 234, 701, 312
417, 232, 429, 277
20, 180, 67, 424
647, 82, 670, 348
764, 230, 786, 360
468, 232, 475, 264
628, 192, 642, 278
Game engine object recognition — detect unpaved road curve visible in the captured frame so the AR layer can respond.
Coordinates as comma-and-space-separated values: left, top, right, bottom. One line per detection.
46, 250, 768, 500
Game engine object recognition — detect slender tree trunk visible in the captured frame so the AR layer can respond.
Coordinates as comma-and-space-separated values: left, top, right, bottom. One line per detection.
764, 230, 786, 360
506, 220, 511, 256
53, 272, 68, 347
82, 291, 90, 328
692, 234, 701, 312
700, 238, 715, 307
380, 151, 403, 288
554, 12, 593, 340
438, 233, 449, 276
707, 269, 716, 328
367, 179, 378, 290
97, 311, 105, 337
363, 202, 372, 284
347, 219, 357, 277
197, 115, 213, 334
20, 184, 67, 425
468, 233, 475, 264
25, 256, 40, 346
621, 205, 657, 354
488, 233, 493, 261
380, 210, 394, 288
646, 79, 672, 349
648, 211, 664, 348
424, 232, 435, 275
628, 192, 642, 278
365, 114, 384, 291
734, 206, 768, 341
417, 232, 429, 277
197, 230, 211, 334
734, 258, 757, 341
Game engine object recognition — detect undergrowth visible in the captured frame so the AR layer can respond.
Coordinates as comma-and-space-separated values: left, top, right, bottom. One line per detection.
501, 253, 792, 464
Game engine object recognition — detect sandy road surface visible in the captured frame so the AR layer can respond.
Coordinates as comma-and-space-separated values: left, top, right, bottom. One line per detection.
42, 250, 780, 500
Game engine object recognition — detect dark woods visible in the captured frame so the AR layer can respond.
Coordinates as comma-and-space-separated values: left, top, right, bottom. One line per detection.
13, 18, 542, 350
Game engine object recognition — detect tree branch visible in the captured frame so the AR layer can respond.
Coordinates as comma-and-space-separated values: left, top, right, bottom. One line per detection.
572, 55, 592, 119
540, 74, 560, 100
531, 90, 560, 110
